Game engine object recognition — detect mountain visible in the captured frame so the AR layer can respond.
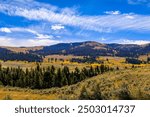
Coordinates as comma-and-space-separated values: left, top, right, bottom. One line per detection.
32, 41, 150, 57
108, 43, 150, 57
32, 41, 115, 56
0, 41, 150, 62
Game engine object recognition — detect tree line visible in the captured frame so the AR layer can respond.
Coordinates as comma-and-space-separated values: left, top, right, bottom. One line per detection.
126, 57, 150, 64
71, 56, 103, 64
0, 63, 111, 89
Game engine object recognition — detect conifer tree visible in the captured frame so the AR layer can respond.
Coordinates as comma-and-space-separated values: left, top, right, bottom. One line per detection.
56, 68, 63, 87
61, 73, 68, 86
89, 66, 95, 77
69, 71, 75, 85
95, 66, 101, 74
62, 66, 70, 84
82, 67, 89, 77
100, 64, 105, 73
74, 67, 80, 83
43, 71, 51, 88
51, 65, 55, 74
79, 71, 86, 81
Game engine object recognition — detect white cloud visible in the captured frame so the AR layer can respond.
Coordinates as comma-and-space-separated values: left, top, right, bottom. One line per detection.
0, 37, 14, 46
101, 37, 107, 41
0, 27, 33, 33
125, 14, 135, 19
36, 34, 53, 39
25, 38, 60, 46
118, 39, 150, 45
26, 29, 53, 39
0, 27, 12, 33
0, 27, 53, 39
0, 26, 58, 46
1, 0, 150, 34
1, 2, 149, 33
51, 24, 65, 30
105, 11, 121, 15
61, 7, 78, 15
0, 36, 60, 47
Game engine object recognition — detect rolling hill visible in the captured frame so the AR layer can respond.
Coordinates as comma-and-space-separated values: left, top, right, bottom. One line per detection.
1, 41, 150, 61
1, 67, 149, 100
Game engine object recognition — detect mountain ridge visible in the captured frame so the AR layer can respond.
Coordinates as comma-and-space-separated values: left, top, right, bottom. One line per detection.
0, 41, 148, 52
0, 41, 150, 62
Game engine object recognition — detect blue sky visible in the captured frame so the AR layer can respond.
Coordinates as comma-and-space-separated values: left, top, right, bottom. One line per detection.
0, 0, 150, 46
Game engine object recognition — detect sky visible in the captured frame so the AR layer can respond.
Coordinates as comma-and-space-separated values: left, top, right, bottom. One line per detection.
1, 0, 150, 46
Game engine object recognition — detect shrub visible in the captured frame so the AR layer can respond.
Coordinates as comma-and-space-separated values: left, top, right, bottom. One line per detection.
118, 84, 132, 100
3, 95, 12, 100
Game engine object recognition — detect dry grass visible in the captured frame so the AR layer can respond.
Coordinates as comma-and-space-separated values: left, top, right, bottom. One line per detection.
53, 68, 150, 100
0, 59, 90, 71
138, 54, 150, 62
44, 55, 83, 62
97, 56, 150, 69
0, 86, 58, 100
1, 55, 148, 71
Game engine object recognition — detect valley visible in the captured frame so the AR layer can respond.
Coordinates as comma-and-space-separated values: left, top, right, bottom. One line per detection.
0, 41, 150, 100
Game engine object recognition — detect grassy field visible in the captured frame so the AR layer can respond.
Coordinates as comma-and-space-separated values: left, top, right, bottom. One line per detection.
0, 87, 57, 100
0, 55, 150, 100
1, 55, 150, 71
0, 60, 89, 71
43, 55, 83, 62
0, 67, 150, 100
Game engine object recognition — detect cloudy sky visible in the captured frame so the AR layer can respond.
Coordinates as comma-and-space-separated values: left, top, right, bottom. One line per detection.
0, 0, 150, 46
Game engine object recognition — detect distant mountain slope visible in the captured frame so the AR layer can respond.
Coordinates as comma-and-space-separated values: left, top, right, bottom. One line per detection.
1, 41, 150, 61
108, 43, 150, 57
0, 47, 42, 62
33, 41, 150, 57
33, 41, 114, 56
0, 46, 43, 53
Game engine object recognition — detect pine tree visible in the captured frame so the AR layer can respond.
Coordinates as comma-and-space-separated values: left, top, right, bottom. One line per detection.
82, 67, 89, 77
69, 71, 75, 85
100, 64, 105, 73
89, 66, 95, 77
51, 65, 55, 74
55, 58, 57, 62
43, 71, 51, 88
36, 63, 40, 71
49, 65, 56, 87
79, 72, 86, 81
56, 68, 63, 87
74, 67, 80, 83
61, 73, 68, 86
33, 70, 43, 89
62, 66, 70, 84
95, 66, 101, 75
